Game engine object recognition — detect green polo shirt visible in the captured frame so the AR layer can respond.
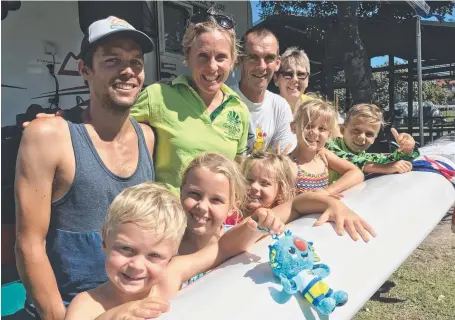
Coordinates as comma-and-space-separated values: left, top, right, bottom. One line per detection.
130, 76, 249, 194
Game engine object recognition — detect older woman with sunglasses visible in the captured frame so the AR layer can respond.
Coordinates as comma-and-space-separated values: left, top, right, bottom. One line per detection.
274, 47, 342, 138
131, 10, 250, 194
273, 47, 311, 113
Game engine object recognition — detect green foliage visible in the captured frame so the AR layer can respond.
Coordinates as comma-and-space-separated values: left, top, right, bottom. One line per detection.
258, 1, 454, 108
372, 62, 449, 108
258, 1, 455, 21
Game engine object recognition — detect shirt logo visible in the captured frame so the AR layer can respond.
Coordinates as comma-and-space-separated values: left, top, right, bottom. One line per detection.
223, 110, 242, 140
253, 126, 267, 151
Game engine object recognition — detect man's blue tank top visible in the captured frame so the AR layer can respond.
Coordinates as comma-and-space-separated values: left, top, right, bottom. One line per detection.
25, 118, 154, 313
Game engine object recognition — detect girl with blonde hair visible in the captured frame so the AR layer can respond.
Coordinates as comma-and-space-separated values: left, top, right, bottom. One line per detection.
289, 98, 364, 196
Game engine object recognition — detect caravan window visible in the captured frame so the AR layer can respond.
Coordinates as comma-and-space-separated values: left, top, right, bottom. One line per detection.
162, 2, 190, 55
192, 5, 207, 17
78, 1, 157, 38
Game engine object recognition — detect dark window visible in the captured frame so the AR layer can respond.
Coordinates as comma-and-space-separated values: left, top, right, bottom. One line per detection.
1, 1, 22, 21
162, 2, 190, 54
78, 1, 157, 38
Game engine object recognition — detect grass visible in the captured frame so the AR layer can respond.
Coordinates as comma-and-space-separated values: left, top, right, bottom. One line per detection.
354, 217, 455, 320
441, 110, 455, 122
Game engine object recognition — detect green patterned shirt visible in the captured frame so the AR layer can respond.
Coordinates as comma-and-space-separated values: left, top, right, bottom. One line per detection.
325, 137, 420, 182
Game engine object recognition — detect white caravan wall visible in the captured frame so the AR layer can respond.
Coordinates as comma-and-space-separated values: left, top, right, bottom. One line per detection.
1, 1, 250, 127
0, 1, 159, 127
1, 1, 84, 126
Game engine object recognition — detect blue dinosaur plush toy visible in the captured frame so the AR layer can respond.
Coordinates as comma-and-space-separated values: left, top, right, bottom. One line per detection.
268, 230, 348, 315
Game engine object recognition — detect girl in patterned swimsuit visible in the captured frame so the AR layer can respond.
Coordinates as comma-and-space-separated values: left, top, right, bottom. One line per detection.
242, 151, 376, 242
289, 98, 364, 196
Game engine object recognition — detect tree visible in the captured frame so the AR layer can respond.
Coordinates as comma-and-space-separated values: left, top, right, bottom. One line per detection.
258, 1, 455, 105
337, 2, 373, 103
422, 81, 448, 104
371, 62, 449, 107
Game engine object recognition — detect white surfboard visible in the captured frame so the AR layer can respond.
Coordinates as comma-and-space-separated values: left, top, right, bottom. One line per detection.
161, 169, 455, 319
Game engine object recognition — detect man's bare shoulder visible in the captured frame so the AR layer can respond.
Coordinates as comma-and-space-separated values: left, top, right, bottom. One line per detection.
21, 117, 69, 144
138, 122, 154, 138
18, 117, 71, 167
138, 122, 155, 157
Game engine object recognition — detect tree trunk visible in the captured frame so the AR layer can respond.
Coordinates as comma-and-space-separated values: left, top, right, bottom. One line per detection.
337, 2, 373, 106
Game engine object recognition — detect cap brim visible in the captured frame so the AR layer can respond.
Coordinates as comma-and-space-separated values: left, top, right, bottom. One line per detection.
79, 29, 154, 59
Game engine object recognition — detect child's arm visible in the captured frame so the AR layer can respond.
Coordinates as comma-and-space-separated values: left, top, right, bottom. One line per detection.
361, 128, 418, 175
91, 298, 169, 320
363, 160, 413, 175
165, 210, 284, 295
222, 209, 285, 252
65, 291, 170, 320
390, 128, 418, 157
292, 192, 376, 242
267, 195, 337, 226
325, 137, 419, 173
323, 149, 364, 195
261, 193, 375, 242
65, 291, 169, 320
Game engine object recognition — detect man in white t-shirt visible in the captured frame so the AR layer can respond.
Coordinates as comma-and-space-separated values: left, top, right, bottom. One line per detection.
231, 26, 296, 154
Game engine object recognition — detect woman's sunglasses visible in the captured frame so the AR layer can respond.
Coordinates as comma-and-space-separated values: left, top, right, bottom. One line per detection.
278, 71, 310, 80
189, 11, 235, 30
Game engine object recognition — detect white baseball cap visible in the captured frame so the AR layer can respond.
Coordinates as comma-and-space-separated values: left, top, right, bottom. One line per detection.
79, 16, 154, 59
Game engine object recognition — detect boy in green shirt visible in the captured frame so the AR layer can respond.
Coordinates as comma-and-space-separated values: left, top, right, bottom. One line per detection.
326, 103, 419, 182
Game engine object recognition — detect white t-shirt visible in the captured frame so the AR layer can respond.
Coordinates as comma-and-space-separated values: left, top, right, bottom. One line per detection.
231, 85, 297, 154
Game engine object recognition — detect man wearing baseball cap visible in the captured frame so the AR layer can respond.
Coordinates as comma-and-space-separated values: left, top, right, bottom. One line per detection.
15, 17, 161, 319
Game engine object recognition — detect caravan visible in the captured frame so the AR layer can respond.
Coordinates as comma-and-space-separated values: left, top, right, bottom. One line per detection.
1, 1, 252, 126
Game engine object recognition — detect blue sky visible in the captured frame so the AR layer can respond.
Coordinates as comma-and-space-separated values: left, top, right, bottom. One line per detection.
250, 1, 455, 67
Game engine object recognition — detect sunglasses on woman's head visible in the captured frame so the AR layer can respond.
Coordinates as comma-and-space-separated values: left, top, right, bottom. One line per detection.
278, 71, 310, 80
189, 11, 235, 30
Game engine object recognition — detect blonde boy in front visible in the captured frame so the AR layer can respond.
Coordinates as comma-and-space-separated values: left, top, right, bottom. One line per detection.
65, 182, 283, 320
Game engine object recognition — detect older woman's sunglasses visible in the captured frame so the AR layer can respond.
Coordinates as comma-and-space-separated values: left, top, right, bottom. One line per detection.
278, 71, 310, 80
189, 11, 235, 29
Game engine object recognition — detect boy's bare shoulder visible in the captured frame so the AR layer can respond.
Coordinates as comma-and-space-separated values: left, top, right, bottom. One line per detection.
65, 289, 106, 320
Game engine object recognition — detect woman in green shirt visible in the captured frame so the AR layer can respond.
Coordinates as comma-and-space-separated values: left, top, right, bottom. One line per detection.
131, 11, 250, 193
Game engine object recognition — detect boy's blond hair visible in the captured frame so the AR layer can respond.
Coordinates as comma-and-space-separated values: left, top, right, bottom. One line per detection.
345, 103, 384, 125
292, 96, 336, 138
101, 182, 187, 249
181, 152, 247, 216
242, 151, 295, 205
